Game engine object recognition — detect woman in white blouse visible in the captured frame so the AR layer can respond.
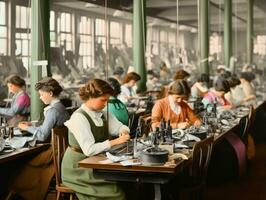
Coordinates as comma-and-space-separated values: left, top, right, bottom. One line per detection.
118, 72, 141, 104
62, 78, 130, 200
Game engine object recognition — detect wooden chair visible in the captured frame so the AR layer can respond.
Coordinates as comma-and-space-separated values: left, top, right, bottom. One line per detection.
51, 127, 76, 200
138, 114, 152, 137
241, 105, 255, 142
180, 136, 214, 200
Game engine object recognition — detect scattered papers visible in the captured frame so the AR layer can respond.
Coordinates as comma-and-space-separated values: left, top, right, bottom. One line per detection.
120, 160, 141, 166
6, 135, 36, 149
105, 152, 132, 163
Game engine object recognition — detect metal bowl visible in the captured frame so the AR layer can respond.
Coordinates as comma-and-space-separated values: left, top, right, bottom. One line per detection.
140, 147, 169, 166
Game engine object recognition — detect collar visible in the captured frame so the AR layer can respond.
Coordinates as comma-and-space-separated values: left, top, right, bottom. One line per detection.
13, 90, 24, 98
168, 95, 181, 115
81, 104, 103, 119
44, 98, 60, 112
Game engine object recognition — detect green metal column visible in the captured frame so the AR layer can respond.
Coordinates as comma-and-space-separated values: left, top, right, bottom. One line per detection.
224, 0, 232, 68
7, 0, 15, 57
133, 0, 147, 92
199, 0, 209, 74
247, 0, 254, 64
30, 0, 50, 120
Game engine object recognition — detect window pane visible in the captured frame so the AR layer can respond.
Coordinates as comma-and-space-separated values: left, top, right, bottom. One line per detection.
0, 26, 7, 37
51, 41, 56, 47
16, 6, 20, 28
22, 40, 29, 55
50, 11, 55, 31
22, 58, 29, 70
16, 40, 22, 55
66, 34, 72, 41
95, 19, 105, 35
0, 2, 6, 25
21, 7, 27, 28
66, 13, 71, 32
21, 33, 28, 39
61, 13, 65, 31
0, 39, 6, 55
50, 32, 55, 41
110, 22, 119, 37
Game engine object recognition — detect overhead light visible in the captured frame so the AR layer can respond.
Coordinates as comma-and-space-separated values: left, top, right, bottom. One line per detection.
113, 10, 124, 17
85, 3, 98, 8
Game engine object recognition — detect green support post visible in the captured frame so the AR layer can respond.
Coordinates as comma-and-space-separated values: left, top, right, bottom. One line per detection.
133, 0, 147, 92
224, 0, 232, 69
30, 0, 50, 120
247, 0, 254, 65
199, 0, 209, 75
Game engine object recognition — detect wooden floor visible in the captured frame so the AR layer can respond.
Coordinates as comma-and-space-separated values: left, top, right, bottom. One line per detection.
205, 143, 266, 200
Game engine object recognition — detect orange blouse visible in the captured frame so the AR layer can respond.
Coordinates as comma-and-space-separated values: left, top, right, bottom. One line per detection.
151, 97, 199, 128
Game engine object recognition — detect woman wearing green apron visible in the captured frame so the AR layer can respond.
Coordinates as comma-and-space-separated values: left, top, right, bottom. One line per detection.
62, 78, 130, 200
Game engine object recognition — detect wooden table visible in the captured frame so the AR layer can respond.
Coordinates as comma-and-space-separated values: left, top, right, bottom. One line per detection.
79, 154, 187, 200
0, 143, 50, 164
0, 143, 50, 198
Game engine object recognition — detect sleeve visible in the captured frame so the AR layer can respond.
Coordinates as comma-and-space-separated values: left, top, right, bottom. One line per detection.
0, 107, 16, 117
151, 100, 163, 128
107, 111, 129, 136
0, 94, 29, 117
27, 108, 58, 142
64, 112, 111, 157
185, 103, 199, 124
118, 86, 129, 103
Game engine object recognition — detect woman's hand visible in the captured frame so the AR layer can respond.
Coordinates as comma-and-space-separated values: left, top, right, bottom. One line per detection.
194, 120, 202, 127
177, 122, 190, 129
109, 131, 130, 147
18, 121, 30, 130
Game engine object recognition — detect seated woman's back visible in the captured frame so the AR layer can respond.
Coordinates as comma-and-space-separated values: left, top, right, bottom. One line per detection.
107, 77, 129, 125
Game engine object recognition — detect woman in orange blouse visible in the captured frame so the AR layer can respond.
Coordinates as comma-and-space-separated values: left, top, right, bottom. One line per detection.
152, 80, 201, 130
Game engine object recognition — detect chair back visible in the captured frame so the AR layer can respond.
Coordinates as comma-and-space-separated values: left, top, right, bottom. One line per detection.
191, 136, 214, 184
51, 127, 69, 187
241, 105, 255, 143
139, 114, 152, 137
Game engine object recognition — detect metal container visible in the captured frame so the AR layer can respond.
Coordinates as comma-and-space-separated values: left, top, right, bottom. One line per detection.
140, 147, 169, 166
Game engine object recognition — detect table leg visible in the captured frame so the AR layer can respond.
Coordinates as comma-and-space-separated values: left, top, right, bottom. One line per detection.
154, 183, 161, 200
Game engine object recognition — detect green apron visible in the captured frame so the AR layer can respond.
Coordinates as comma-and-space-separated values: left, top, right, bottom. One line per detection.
62, 109, 125, 200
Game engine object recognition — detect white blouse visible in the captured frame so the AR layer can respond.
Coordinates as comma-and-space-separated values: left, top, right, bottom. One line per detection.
64, 104, 129, 157
118, 85, 137, 103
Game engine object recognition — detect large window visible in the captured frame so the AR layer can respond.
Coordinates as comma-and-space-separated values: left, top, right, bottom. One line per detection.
15, 5, 31, 69
78, 16, 92, 68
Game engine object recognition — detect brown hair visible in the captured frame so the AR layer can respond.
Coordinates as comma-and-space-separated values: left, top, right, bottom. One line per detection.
5, 74, 26, 87
123, 72, 141, 84
214, 78, 230, 93
79, 79, 115, 101
35, 77, 63, 97
168, 80, 191, 96
173, 69, 190, 81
